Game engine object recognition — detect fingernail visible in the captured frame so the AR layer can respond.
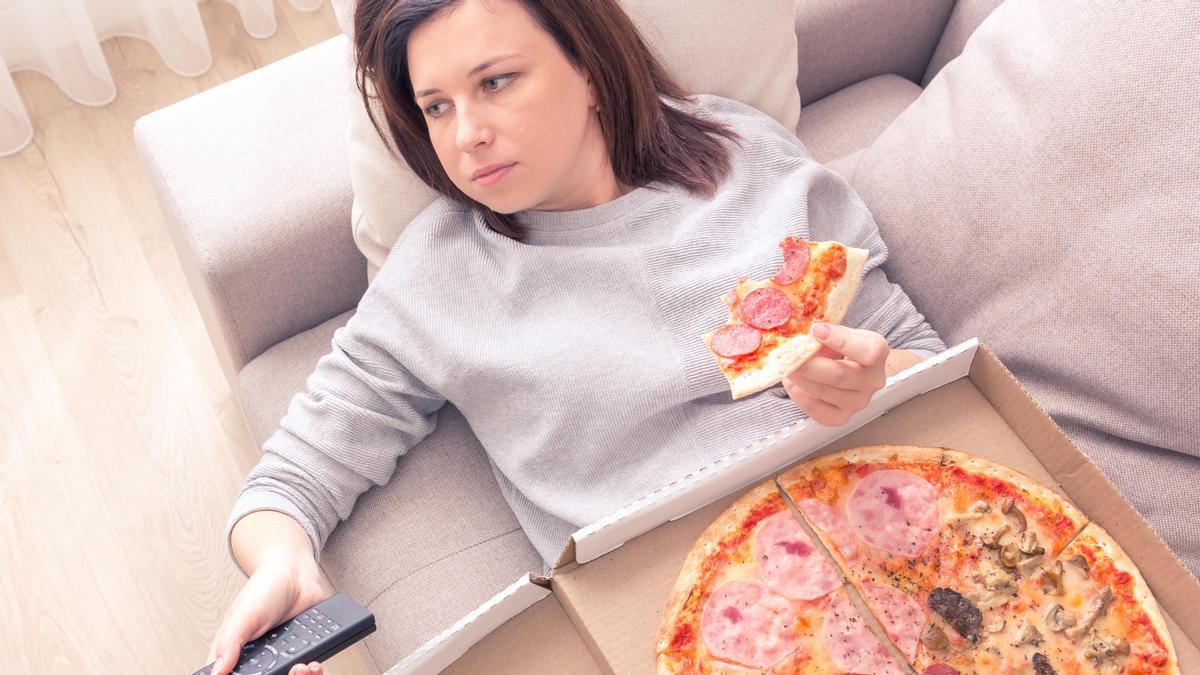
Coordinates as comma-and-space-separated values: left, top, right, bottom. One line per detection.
813, 323, 830, 339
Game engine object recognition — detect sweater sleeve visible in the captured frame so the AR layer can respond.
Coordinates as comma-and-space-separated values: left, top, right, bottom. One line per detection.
805, 160, 947, 357
224, 292, 447, 573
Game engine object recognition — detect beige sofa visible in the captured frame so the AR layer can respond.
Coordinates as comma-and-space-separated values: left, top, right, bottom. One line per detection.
134, 0, 1200, 671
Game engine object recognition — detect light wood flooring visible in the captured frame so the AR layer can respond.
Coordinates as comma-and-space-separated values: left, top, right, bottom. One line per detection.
0, 2, 378, 673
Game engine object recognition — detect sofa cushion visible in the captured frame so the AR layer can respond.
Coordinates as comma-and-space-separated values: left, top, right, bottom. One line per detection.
238, 310, 542, 670
795, 74, 922, 165
851, 0, 1200, 576
331, 0, 802, 281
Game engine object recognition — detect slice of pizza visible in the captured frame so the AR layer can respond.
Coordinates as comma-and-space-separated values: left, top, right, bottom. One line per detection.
988, 522, 1179, 674
656, 481, 906, 674
776, 445, 946, 668
703, 236, 868, 399
913, 451, 1090, 672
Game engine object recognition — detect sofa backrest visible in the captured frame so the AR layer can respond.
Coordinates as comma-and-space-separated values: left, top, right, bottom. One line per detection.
793, 0, 956, 105
921, 0, 1005, 85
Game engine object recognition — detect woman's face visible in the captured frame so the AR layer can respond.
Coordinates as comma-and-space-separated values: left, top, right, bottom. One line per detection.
408, 0, 619, 214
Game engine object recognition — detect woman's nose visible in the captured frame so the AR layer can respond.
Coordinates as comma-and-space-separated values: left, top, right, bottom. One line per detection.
455, 103, 494, 152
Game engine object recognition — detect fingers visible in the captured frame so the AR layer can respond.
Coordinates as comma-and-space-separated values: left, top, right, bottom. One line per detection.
789, 353, 885, 393
812, 323, 890, 368
783, 375, 872, 412
782, 384, 853, 426
290, 663, 323, 675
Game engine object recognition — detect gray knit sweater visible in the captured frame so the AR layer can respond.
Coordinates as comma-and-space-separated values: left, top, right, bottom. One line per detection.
225, 94, 947, 572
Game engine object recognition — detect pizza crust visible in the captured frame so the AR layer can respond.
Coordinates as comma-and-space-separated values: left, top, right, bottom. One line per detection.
706, 243, 870, 400
778, 444, 947, 489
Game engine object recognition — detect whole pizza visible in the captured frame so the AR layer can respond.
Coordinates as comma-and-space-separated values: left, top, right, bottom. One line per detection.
656, 446, 1178, 674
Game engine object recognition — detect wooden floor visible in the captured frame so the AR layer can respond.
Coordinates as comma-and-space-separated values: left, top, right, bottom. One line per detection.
0, 2, 377, 673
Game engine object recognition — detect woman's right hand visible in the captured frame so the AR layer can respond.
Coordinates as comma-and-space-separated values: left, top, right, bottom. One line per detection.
208, 551, 329, 675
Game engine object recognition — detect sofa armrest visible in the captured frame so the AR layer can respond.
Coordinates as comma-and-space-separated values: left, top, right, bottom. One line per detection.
794, 0, 957, 105
134, 35, 366, 386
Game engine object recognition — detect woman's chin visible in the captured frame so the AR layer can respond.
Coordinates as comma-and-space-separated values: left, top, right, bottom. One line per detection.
474, 192, 534, 216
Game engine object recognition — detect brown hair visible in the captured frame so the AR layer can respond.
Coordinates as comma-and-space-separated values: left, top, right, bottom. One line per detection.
353, 0, 742, 239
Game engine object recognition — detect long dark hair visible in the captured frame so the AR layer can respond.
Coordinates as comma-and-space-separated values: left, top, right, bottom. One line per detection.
353, 0, 742, 239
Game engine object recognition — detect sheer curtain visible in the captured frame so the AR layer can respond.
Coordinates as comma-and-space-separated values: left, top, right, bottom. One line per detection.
0, 0, 325, 157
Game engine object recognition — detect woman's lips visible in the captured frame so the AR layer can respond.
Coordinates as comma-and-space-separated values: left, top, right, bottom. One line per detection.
473, 163, 515, 186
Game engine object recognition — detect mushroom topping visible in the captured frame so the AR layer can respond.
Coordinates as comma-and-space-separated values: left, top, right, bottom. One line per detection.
985, 617, 1006, 634
929, 588, 983, 644
1018, 531, 1045, 556
1016, 553, 1044, 578
999, 543, 1021, 568
922, 623, 950, 651
1000, 497, 1027, 533
977, 565, 1019, 609
1031, 652, 1057, 675
1013, 624, 1044, 647
1040, 561, 1064, 596
950, 500, 992, 527
980, 524, 1010, 549
1067, 586, 1114, 640
1084, 634, 1131, 665
1067, 554, 1090, 579
1046, 603, 1077, 632
983, 567, 1016, 592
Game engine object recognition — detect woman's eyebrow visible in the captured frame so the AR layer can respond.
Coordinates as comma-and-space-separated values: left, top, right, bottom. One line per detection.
415, 53, 522, 98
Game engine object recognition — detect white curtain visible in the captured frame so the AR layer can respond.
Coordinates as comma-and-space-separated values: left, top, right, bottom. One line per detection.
0, 0, 326, 157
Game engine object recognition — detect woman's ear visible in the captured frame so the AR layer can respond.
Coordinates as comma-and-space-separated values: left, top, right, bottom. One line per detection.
583, 73, 599, 109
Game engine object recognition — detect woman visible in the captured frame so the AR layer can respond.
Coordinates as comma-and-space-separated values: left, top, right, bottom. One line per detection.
207, 0, 945, 673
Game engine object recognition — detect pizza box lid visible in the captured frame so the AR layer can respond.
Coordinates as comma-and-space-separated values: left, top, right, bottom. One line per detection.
385, 339, 1200, 674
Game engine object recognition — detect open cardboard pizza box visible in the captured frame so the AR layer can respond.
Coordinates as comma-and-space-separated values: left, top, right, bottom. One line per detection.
385, 339, 1200, 674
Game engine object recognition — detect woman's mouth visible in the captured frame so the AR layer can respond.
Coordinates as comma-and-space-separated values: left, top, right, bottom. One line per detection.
472, 162, 515, 186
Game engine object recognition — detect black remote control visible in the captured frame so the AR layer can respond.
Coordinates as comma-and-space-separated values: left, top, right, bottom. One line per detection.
193, 593, 376, 675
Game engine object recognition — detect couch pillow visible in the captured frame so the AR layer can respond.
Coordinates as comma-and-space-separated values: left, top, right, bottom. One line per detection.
850, 0, 1200, 575
332, 0, 801, 281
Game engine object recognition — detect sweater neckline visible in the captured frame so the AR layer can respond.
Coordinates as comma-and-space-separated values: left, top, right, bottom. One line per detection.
514, 181, 669, 237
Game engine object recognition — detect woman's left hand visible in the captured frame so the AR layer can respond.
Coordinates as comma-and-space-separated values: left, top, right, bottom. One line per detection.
782, 323, 891, 427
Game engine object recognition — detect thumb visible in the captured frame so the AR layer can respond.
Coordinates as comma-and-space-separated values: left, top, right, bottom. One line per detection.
211, 633, 245, 675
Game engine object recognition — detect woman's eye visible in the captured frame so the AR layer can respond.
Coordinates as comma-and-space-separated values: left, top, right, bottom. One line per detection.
482, 73, 515, 92
424, 74, 515, 118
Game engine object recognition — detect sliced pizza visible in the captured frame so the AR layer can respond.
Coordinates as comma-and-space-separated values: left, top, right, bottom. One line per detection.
656, 481, 905, 673
916, 451, 1090, 672
703, 236, 868, 399
658, 447, 1180, 674
988, 522, 1178, 674
777, 445, 946, 667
